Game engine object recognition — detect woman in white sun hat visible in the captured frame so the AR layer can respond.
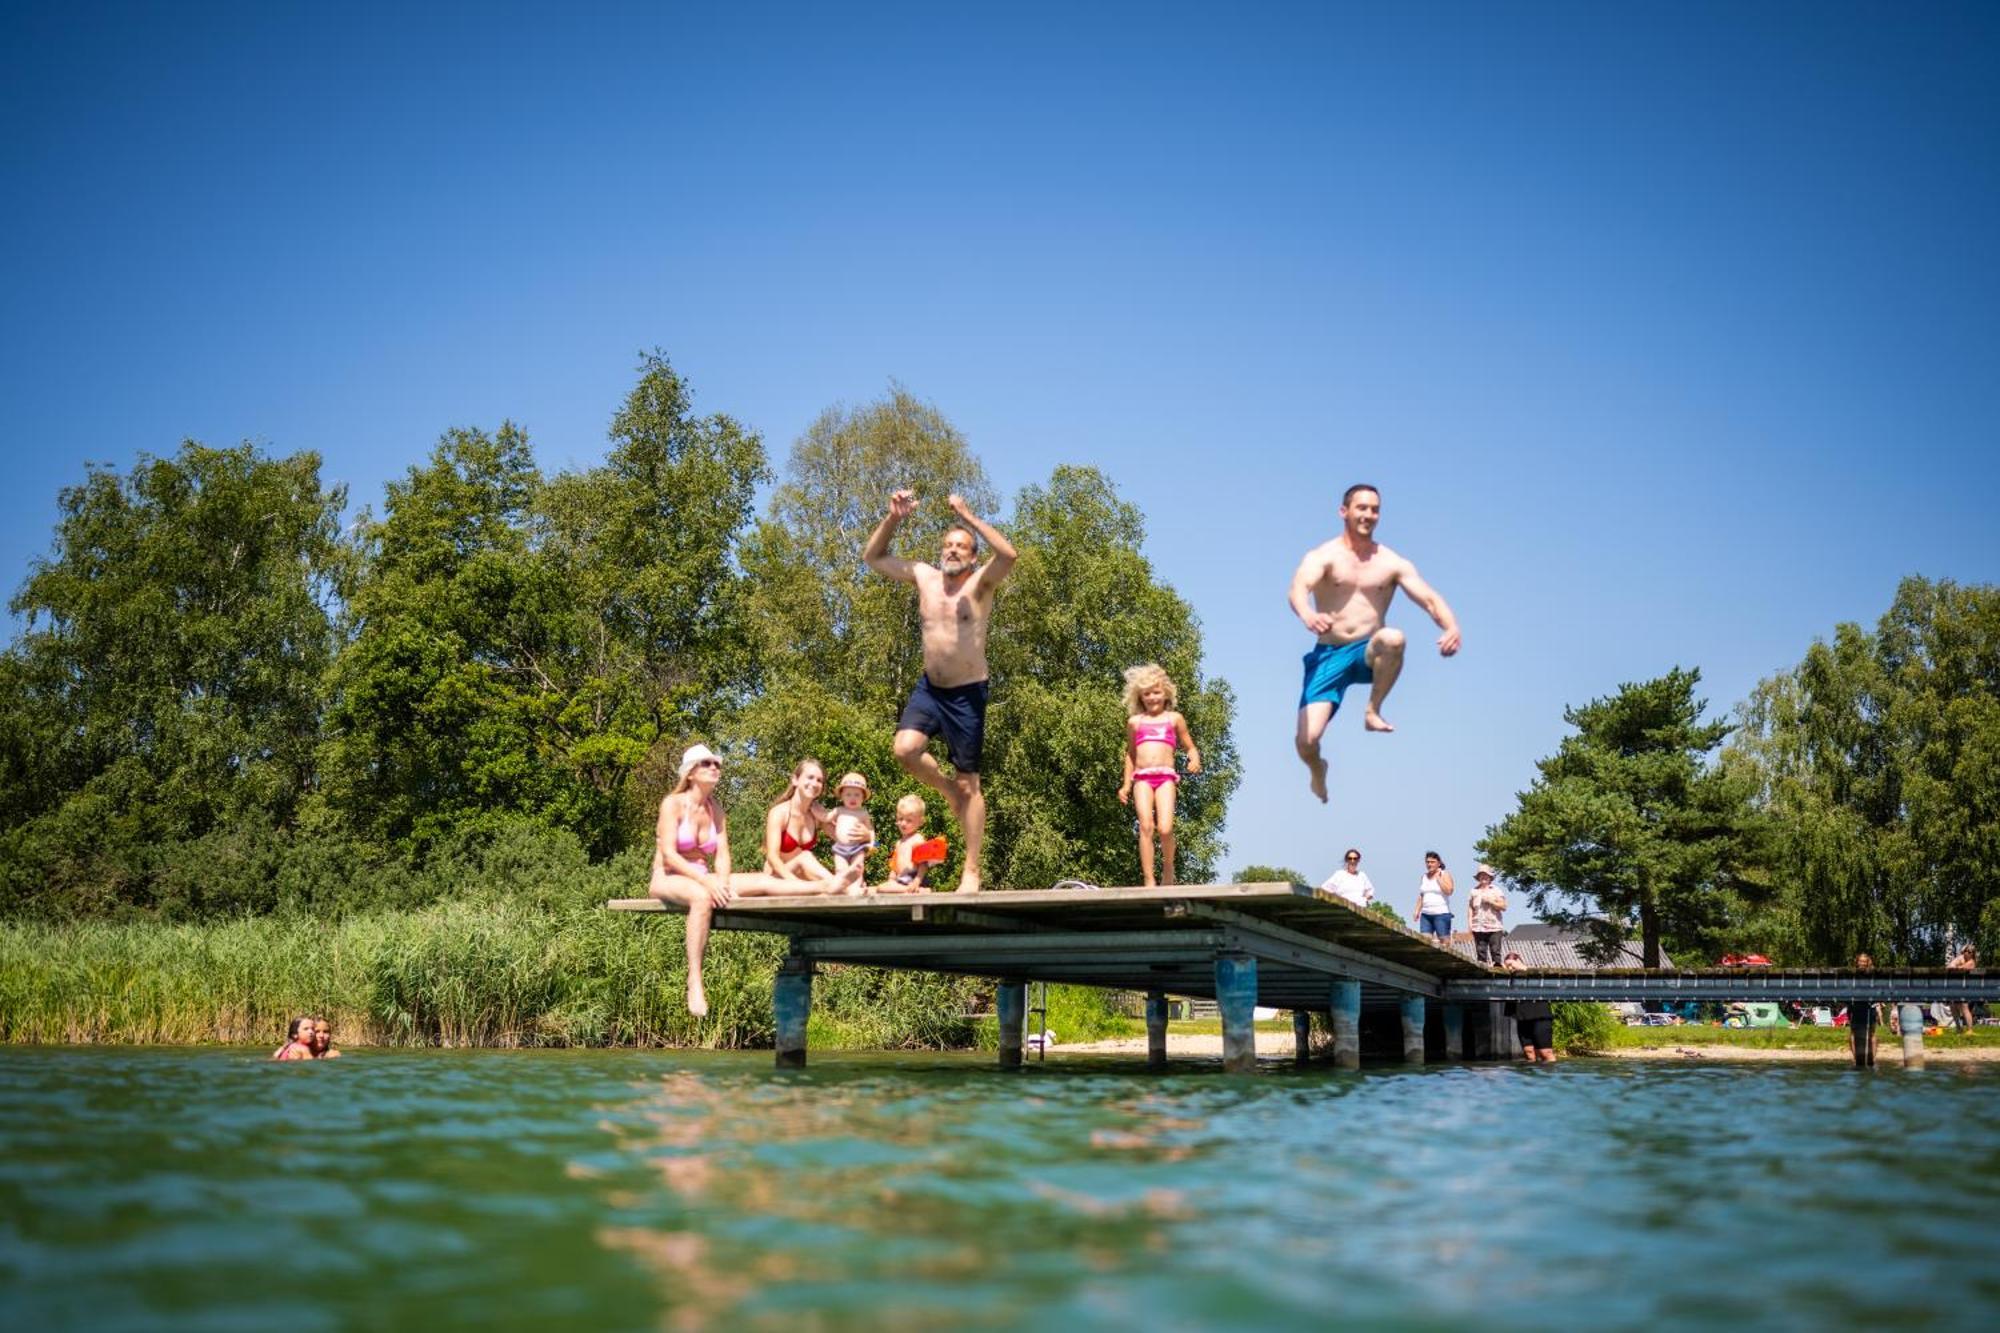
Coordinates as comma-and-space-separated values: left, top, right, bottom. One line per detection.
649, 744, 849, 1016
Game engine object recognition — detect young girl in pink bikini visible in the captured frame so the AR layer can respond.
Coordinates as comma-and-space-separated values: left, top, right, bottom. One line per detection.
1117, 664, 1202, 887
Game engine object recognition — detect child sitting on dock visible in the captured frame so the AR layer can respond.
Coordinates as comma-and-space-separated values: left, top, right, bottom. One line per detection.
878, 793, 944, 892
1117, 663, 1201, 887
830, 772, 877, 875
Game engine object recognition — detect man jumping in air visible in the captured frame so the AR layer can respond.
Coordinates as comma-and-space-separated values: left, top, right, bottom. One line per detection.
1288, 483, 1461, 802
863, 490, 1016, 892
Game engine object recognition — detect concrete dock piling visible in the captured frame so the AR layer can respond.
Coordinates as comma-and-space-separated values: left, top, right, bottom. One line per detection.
1146, 991, 1169, 1068
1215, 953, 1258, 1072
1899, 1002, 1926, 1070
1400, 995, 1426, 1064
1330, 980, 1361, 1069
1293, 1009, 1312, 1065
997, 979, 1027, 1069
1443, 1004, 1464, 1061
774, 956, 813, 1069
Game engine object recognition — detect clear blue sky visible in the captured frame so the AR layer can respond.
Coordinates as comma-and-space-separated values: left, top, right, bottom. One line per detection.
6, 3, 1998, 919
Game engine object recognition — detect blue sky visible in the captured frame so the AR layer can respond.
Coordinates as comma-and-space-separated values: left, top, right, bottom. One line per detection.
5, 3, 1998, 919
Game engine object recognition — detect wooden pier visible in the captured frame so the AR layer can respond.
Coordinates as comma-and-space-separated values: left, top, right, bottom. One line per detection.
608, 882, 2000, 1071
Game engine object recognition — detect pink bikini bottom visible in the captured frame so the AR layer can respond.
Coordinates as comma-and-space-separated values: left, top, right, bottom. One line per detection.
1133, 767, 1179, 790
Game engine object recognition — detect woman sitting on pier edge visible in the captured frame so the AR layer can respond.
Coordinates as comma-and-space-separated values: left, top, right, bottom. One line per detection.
650, 745, 858, 1017
763, 758, 860, 894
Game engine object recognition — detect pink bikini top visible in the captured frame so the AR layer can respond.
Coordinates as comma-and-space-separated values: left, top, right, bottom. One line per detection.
675, 800, 720, 858
1131, 718, 1178, 749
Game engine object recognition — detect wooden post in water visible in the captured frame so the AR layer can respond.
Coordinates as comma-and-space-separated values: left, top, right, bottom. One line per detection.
1899, 1002, 1926, 1070
1293, 1010, 1313, 1065
1400, 995, 1427, 1064
997, 979, 1027, 1069
1491, 1000, 1520, 1060
1330, 980, 1361, 1069
1443, 1003, 1464, 1061
774, 956, 813, 1069
1215, 953, 1258, 1073
1146, 991, 1169, 1068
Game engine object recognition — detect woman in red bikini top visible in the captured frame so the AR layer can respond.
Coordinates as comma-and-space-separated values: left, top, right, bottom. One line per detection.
1117, 663, 1203, 888
649, 745, 862, 1018
764, 758, 854, 891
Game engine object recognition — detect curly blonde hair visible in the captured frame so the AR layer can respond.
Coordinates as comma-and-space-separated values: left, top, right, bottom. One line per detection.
1121, 663, 1178, 715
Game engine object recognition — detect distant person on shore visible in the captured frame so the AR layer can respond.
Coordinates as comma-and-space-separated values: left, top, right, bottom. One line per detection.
1319, 847, 1376, 907
830, 773, 877, 875
1946, 944, 1977, 1035
1413, 851, 1454, 942
272, 1016, 315, 1061
310, 1017, 341, 1059
1467, 865, 1507, 965
650, 744, 857, 1016
764, 759, 859, 892
1287, 484, 1460, 802
1502, 951, 1556, 1062
1118, 663, 1202, 887
864, 490, 1017, 893
878, 793, 940, 893
1847, 952, 1880, 1068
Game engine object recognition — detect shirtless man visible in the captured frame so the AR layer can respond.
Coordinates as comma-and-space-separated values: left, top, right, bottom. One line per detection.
863, 490, 1017, 892
1288, 483, 1460, 801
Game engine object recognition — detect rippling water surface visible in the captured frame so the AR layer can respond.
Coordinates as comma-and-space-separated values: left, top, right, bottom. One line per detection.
2, 1047, 1997, 1330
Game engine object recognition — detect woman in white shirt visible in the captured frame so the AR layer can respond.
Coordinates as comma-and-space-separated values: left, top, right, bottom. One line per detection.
1320, 848, 1376, 906
1414, 851, 1454, 941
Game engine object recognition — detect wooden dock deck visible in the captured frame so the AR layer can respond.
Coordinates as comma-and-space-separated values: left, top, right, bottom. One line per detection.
609, 882, 2000, 1071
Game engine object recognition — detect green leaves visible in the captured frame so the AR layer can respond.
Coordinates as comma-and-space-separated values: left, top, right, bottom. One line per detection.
1482, 667, 1759, 967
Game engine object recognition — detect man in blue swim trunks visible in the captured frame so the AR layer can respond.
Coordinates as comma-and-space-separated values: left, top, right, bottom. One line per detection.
1287, 484, 1461, 802
864, 489, 1017, 892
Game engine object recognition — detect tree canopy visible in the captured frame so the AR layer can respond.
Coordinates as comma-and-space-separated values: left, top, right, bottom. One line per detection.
1481, 667, 1764, 967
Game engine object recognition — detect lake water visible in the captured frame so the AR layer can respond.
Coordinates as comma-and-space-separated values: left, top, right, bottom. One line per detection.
2, 1047, 1997, 1330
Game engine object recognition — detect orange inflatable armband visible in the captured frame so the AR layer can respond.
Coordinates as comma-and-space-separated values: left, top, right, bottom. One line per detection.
910, 836, 949, 866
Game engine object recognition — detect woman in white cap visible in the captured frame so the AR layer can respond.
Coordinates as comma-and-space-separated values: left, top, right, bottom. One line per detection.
1467, 864, 1507, 966
650, 744, 853, 1016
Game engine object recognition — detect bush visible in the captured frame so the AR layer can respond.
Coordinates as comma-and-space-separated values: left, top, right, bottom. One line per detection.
1553, 1000, 1621, 1053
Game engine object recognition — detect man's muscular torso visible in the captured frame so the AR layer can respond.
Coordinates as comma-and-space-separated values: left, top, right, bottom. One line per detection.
914, 564, 994, 687
1304, 540, 1408, 646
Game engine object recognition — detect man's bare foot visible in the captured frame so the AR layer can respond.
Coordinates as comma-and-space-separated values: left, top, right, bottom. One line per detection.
688, 982, 709, 1018
1306, 755, 1329, 803
1364, 710, 1395, 733
955, 874, 981, 894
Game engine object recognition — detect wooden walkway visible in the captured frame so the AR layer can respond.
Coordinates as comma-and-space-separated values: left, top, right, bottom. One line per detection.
609, 881, 2000, 1071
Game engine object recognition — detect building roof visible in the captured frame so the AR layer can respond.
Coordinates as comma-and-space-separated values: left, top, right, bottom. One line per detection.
1454, 921, 1670, 970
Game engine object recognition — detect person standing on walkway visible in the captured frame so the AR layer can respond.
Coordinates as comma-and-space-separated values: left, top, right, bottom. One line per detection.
863, 490, 1017, 893
1413, 851, 1454, 942
1319, 847, 1376, 907
1287, 484, 1460, 802
1946, 944, 1977, 1035
1502, 951, 1556, 1062
1467, 864, 1507, 965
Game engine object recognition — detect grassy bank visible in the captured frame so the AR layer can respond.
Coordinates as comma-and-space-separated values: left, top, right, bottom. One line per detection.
1602, 1023, 2000, 1051
0, 899, 998, 1051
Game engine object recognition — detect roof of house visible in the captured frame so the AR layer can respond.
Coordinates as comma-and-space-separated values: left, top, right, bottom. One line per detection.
1454, 921, 1670, 970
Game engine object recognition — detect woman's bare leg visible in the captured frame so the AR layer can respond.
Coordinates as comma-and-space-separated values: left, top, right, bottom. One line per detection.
650, 863, 714, 1017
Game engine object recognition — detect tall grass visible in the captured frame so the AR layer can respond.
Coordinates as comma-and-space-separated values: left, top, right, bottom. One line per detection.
0, 900, 986, 1050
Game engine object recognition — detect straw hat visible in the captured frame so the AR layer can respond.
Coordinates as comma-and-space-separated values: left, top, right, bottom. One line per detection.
1475, 864, 1495, 880
835, 772, 871, 797
677, 744, 723, 782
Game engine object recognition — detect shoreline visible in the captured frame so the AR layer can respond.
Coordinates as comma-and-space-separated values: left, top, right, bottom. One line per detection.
1053, 1033, 2000, 1063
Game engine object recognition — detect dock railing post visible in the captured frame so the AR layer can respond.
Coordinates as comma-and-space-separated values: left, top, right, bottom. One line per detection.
1400, 995, 1426, 1064
1215, 954, 1258, 1073
1292, 1010, 1313, 1065
1492, 1000, 1519, 1059
998, 979, 1027, 1069
1443, 1003, 1464, 1061
1146, 991, 1169, 1068
1330, 980, 1361, 1069
1899, 1002, 1926, 1070
774, 956, 814, 1069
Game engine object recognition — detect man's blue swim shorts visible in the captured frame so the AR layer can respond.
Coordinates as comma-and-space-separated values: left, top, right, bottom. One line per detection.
1299, 639, 1374, 711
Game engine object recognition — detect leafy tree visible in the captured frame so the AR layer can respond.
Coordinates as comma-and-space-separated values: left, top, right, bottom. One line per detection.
318, 423, 558, 851
1732, 577, 1999, 964
1481, 667, 1762, 967
1, 443, 347, 916
980, 466, 1238, 890
1365, 900, 1403, 925
1233, 864, 1307, 884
